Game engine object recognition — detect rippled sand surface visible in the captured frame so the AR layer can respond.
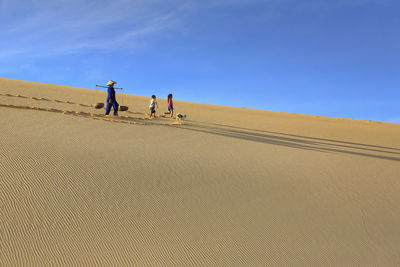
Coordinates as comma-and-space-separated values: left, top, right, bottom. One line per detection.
1, 78, 400, 265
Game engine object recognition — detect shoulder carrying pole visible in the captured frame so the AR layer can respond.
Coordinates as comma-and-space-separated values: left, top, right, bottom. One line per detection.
96, 85, 123, 90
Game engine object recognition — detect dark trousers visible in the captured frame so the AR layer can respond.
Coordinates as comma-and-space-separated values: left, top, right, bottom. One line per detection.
105, 100, 119, 115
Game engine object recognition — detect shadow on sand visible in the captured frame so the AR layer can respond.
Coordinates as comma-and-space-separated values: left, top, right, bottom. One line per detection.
1, 97, 399, 162
178, 120, 400, 162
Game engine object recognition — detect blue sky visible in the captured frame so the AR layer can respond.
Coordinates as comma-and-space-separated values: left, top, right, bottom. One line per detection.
1, 0, 399, 122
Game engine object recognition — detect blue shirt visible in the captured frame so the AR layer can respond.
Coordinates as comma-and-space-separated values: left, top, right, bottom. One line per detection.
107, 86, 116, 102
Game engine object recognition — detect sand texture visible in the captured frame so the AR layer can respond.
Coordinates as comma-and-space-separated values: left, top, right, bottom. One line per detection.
1, 78, 400, 265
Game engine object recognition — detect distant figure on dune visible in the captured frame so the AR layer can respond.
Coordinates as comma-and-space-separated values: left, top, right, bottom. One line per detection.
105, 80, 119, 116
149, 95, 158, 118
164, 93, 174, 118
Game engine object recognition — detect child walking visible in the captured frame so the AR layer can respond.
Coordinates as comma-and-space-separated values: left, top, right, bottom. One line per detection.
164, 93, 174, 117
149, 95, 158, 118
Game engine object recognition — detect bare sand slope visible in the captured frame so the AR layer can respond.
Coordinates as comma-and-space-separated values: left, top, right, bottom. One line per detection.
1, 78, 400, 265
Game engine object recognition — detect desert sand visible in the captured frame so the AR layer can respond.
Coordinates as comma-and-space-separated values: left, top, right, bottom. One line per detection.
1, 77, 399, 265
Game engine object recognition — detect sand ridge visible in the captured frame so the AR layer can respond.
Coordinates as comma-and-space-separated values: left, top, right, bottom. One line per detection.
1, 78, 400, 265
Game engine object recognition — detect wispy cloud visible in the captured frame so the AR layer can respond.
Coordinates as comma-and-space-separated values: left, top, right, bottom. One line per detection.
0, 0, 190, 58
2, 0, 394, 60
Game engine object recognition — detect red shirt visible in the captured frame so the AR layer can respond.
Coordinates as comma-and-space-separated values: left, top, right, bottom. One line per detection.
168, 98, 173, 106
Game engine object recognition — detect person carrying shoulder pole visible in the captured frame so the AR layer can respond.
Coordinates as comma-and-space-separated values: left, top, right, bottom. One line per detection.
105, 80, 119, 116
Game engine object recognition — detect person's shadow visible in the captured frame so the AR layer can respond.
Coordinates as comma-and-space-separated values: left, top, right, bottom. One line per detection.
177, 120, 400, 162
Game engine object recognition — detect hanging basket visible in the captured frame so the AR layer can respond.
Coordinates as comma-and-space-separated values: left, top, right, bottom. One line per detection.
120, 106, 129, 111
94, 102, 104, 109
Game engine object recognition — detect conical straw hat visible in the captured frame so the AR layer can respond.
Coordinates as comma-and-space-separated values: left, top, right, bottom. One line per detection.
106, 80, 116, 86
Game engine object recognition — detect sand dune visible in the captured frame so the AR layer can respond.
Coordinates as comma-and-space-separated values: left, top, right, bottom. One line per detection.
1, 78, 400, 265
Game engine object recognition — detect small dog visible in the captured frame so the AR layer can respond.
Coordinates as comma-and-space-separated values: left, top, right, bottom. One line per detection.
176, 113, 187, 122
